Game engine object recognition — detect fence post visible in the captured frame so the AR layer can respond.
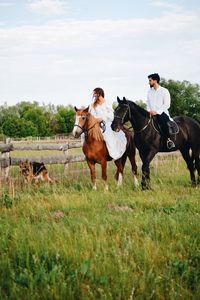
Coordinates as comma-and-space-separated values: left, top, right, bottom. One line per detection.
63, 143, 69, 176
0, 137, 11, 180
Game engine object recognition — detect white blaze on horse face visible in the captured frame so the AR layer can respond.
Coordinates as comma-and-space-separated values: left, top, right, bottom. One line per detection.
72, 115, 82, 137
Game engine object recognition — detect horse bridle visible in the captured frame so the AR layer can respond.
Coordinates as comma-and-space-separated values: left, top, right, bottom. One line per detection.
74, 115, 101, 135
114, 103, 131, 123
114, 102, 152, 134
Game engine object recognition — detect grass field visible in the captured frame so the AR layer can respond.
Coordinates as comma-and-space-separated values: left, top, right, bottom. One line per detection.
0, 154, 200, 299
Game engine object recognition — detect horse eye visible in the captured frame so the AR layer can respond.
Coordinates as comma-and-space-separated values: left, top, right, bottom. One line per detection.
82, 116, 86, 120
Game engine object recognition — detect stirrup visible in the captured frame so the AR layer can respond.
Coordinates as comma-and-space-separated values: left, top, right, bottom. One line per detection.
167, 138, 175, 149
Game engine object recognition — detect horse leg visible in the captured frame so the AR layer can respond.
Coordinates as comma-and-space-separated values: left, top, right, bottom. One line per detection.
101, 160, 108, 191
195, 158, 200, 185
140, 150, 157, 190
180, 148, 196, 186
196, 158, 200, 185
114, 156, 126, 187
193, 150, 200, 184
87, 160, 97, 190
128, 152, 139, 188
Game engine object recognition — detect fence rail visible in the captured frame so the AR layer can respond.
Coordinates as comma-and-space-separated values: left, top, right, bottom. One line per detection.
0, 139, 85, 179
0, 142, 82, 152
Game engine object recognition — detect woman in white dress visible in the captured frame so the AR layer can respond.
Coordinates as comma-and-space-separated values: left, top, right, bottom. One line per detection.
89, 87, 127, 160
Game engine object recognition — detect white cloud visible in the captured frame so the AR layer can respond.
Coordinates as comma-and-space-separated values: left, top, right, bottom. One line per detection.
0, 10, 200, 106
29, 0, 67, 16
149, 0, 183, 12
0, 1, 14, 7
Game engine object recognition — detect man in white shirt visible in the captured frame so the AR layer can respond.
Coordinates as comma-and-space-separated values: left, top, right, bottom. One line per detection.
147, 73, 175, 149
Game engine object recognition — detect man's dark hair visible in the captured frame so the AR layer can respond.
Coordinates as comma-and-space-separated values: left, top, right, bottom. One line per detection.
148, 73, 160, 83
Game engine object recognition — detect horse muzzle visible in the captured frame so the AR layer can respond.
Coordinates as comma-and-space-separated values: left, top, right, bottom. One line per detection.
72, 127, 82, 138
111, 122, 120, 132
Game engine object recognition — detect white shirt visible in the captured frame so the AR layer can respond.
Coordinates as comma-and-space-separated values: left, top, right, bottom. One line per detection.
147, 86, 171, 116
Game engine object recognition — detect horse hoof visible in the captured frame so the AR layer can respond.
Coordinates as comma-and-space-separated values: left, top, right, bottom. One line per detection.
141, 185, 150, 191
133, 176, 139, 188
104, 185, 109, 191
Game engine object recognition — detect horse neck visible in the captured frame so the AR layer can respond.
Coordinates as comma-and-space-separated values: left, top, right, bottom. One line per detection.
129, 101, 150, 131
85, 115, 103, 141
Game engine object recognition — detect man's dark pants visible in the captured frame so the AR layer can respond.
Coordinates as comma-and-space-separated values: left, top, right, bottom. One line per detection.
156, 112, 171, 139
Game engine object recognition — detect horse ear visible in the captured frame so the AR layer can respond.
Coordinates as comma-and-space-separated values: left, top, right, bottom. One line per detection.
122, 97, 127, 102
74, 106, 78, 111
117, 96, 121, 103
83, 106, 89, 113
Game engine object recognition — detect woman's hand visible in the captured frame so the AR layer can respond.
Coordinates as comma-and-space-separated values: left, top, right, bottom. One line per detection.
149, 111, 157, 116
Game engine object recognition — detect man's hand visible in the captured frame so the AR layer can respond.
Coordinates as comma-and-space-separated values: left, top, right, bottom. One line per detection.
149, 111, 157, 116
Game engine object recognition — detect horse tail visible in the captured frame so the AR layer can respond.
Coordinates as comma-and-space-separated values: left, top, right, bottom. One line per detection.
183, 116, 200, 155
194, 118, 200, 126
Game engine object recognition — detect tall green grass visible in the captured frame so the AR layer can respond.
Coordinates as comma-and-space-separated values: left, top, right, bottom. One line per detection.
0, 157, 200, 299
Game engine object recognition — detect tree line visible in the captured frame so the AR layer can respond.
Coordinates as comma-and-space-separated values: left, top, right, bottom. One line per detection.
0, 78, 200, 138
0, 102, 75, 138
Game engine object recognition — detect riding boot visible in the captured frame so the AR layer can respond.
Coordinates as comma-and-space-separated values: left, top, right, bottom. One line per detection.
156, 113, 175, 149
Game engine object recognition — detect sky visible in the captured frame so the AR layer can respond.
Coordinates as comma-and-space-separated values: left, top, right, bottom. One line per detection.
0, 0, 200, 108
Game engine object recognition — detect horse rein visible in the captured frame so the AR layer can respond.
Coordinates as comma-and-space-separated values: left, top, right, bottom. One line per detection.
134, 117, 152, 134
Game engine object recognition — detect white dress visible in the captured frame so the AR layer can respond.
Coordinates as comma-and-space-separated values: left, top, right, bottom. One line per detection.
89, 101, 127, 160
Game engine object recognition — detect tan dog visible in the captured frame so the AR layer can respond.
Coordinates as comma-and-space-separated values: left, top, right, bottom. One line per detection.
19, 160, 53, 184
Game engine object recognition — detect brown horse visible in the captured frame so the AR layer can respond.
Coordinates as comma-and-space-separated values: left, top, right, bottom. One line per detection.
72, 106, 138, 190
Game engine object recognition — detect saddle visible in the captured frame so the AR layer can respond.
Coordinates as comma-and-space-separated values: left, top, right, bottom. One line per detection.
152, 118, 179, 135
167, 120, 179, 135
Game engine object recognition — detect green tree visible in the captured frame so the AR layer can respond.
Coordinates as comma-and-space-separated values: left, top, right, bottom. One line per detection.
44, 104, 58, 135
18, 119, 38, 137
23, 107, 49, 136
55, 106, 75, 134
135, 99, 147, 110
0, 104, 20, 127
161, 78, 200, 119
2, 117, 19, 137
16, 101, 39, 118
2, 117, 38, 137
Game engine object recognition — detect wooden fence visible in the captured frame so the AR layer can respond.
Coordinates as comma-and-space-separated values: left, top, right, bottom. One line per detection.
0, 138, 85, 180
0, 138, 181, 180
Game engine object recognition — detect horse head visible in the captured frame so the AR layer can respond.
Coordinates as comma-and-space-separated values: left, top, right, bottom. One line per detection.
72, 106, 90, 138
111, 97, 130, 132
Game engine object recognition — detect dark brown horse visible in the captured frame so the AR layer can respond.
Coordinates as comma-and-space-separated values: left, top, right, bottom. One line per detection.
111, 97, 200, 189
72, 106, 138, 190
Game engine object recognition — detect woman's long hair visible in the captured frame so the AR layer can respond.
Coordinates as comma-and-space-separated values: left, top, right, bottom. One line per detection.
93, 87, 105, 108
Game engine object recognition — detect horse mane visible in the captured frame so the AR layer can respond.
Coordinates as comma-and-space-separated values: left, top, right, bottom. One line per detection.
128, 100, 150, 118
87, 113, 104, 141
